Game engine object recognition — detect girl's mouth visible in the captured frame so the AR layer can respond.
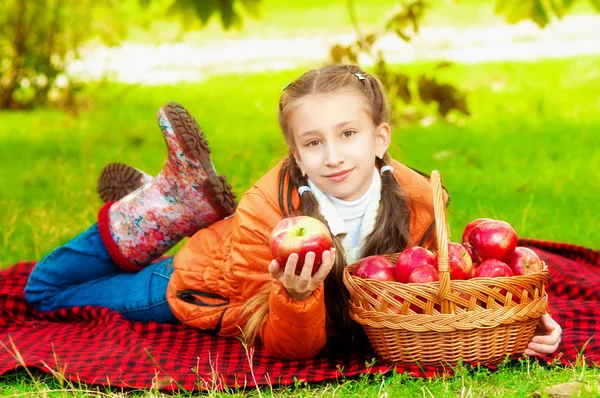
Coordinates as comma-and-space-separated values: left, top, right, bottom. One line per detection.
325, 169, 352, 182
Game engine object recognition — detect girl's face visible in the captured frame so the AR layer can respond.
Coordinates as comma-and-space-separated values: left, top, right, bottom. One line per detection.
290, 91, 391, 201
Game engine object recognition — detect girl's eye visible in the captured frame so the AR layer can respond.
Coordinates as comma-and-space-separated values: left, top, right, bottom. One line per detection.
306, 140, 320, 147
342, 130, 356, 138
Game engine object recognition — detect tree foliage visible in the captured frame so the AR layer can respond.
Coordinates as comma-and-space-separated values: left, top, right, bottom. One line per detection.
329, 0, 599, 122
330, 0, 470, 122
496, 0, 600, 28
0, 0, 128, 110
0, 0, 260, 110
143, 0, 261, 30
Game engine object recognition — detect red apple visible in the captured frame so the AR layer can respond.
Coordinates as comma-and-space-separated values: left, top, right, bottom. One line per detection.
474, 259, 514, 278
434, 242, 472, 280
469, 264, 478, 279
462, 218, 493, 245
467, 220, 518, 262
464, 245, 479, 266
353, 255, 396, 281
408, 264, 440, 283
269, 216, 332, 276
395, 246, 435, 283
506, 247, 543, 275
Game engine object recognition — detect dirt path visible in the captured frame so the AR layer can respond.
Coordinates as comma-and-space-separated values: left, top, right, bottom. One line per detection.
67, 15, 600, 84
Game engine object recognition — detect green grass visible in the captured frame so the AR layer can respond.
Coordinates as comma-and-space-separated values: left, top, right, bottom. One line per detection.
0, 357, 598, 396
1, 55, 599, 267
1, 55, 600, 395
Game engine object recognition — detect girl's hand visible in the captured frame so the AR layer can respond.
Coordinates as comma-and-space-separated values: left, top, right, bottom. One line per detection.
268, 249, 336, 301
525, 314, 562, 357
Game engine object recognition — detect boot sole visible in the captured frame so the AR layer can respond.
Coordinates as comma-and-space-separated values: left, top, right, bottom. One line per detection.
97, 163, 147, 203
162, 102, 237, 217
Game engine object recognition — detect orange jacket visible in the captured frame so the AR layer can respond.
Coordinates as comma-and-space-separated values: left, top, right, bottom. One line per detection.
166, 158, 448, 360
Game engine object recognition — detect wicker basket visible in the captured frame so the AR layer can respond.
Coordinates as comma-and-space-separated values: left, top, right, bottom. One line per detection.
342, 170, 549, 365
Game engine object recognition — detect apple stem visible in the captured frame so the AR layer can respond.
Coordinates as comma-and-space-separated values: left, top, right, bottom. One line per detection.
297, 227, 305, 237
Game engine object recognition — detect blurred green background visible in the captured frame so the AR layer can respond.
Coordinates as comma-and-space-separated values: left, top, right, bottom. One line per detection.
1, 1, 600, 396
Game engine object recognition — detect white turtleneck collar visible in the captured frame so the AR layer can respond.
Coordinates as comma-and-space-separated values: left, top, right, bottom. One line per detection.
307, 168, 381, 264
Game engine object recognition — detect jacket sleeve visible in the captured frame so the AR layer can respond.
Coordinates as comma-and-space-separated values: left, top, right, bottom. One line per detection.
230, 189, 328, 360
260, 281, 327, 360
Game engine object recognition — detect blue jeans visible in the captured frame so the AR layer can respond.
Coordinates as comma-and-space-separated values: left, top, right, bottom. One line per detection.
24, 223, 178, 323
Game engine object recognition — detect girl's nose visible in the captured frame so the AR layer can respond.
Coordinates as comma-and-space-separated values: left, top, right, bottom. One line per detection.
324, 143, 344, 166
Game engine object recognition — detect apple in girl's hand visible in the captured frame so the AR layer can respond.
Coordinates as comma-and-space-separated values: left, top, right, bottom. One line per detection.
506, 247, 543, 275
408, 264, 439, 283
434, 242, 472, 280
269, 216, 333, 276
474, 259, 514, 278
395, 246, 435, 283
462, 218, 493, 246
353, 255, 396, 281
467, 220, 518, 262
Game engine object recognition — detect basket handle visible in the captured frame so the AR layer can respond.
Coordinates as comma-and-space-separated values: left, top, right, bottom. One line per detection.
431, 170, 450, 302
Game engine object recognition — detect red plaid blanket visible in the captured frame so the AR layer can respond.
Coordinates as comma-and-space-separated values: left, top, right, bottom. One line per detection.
0, 239, 598, 391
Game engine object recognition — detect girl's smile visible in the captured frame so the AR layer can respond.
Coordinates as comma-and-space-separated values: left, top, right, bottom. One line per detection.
324, 168, 354, 182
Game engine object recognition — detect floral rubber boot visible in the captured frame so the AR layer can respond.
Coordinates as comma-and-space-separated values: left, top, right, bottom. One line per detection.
97, 102, 237, 272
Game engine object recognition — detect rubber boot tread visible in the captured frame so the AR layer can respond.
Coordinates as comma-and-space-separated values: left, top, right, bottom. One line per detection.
97, 163, 146, 203
163, 102, 237, 217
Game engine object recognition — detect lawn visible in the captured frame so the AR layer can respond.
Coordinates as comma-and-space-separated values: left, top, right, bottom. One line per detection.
1, 55, 598, 267
1, 55, 599, 395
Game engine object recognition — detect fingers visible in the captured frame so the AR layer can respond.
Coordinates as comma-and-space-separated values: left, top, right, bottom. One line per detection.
539, 313, 556, 331
525, 338, 560, 356
532, 327, 562, 348
271, 249, 336, 301
531, 333, 561, 346
281, 253, 299, 284
312, 249, 336, 284
526, 317, 562, 356
268, 260, 281, 279
297, 252, 316, 286
532, 316, 562, 344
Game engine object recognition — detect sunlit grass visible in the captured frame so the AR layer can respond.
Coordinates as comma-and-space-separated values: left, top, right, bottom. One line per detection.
1, 55, 599, 267
0, 354, 598, 396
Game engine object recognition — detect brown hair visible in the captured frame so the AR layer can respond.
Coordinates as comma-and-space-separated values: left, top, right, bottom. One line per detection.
242, 64, 413, 347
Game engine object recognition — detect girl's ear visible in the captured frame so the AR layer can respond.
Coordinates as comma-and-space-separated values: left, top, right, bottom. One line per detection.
375, 122, 391, 158
292, 151, 306, 177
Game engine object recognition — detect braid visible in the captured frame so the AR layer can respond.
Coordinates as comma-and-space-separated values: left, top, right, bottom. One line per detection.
361, 154, 413, 255
283, 155, 355, 340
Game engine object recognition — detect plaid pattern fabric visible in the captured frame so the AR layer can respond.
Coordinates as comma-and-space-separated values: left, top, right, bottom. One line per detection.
0, 241, 598, 391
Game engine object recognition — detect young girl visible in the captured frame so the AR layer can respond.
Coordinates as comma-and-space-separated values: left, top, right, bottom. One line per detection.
25, 64, 561, 361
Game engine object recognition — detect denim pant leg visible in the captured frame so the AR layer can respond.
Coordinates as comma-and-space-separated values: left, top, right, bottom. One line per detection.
24, 223, 178, 323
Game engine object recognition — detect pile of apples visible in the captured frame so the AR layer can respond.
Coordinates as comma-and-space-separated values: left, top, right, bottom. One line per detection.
268, 215, 544, 285
353, 218, 544, 284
